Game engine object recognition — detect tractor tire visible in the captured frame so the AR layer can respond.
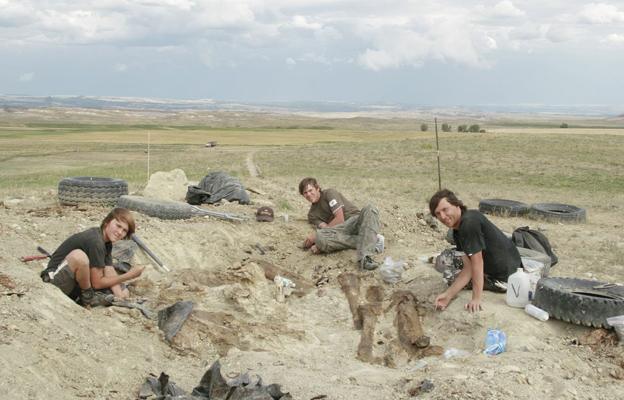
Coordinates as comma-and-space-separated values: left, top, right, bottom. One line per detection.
479, 199, 530, 217
529, 203, 586, 223
117, 195, 194, 220
58, 177, 128, 206
532, 277, 624, 328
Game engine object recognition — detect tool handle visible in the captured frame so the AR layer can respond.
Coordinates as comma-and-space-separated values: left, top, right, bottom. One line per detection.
20, 255, 50, 262
131, 234, 170, 273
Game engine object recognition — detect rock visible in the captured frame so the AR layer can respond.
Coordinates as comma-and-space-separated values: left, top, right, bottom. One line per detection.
142, 169, 189, 201
3, 198, 23, 207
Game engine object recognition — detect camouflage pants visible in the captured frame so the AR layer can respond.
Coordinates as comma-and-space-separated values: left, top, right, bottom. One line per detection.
314, 204, 380, 262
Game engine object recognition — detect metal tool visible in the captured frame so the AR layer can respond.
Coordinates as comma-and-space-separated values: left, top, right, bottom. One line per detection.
131, 234, 171, 273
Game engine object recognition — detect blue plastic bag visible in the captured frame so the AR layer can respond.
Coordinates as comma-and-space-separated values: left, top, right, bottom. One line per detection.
483, 328, 507, 355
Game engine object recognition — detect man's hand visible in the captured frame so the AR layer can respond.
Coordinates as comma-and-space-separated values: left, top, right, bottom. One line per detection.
310, 245, 320, 254
464, 298, 482, 313
434, 292, 452, 311
318, 222, 328, 228
303, 232, 316, 249
128, 265, 145, 279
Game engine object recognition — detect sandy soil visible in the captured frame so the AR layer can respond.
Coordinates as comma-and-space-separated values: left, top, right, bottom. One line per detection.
1, 168, 623, 400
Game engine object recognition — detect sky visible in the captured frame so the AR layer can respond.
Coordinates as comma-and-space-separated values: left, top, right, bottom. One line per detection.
1, 0, 624, 107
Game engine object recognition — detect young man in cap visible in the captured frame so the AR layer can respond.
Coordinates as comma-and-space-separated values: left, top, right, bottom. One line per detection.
298, 177, 381, 270
41, 207, 145, 307
429, 189, 521, 312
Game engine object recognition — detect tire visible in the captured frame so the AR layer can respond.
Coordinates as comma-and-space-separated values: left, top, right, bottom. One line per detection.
478, 199, 529, 217
58, 177, 128, 206
117, 195, 194, 220
532, 277, 624, 328
529, 203, 586, 223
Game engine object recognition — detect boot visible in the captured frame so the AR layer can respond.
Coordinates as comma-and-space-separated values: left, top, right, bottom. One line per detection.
80, 288, 113, 307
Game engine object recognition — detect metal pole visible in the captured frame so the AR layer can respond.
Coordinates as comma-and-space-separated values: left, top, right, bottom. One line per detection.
147, 131, 151, 185
434, 118, 442, 190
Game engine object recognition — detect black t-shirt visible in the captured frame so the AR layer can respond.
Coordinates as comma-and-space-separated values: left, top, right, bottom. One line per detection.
46, 227, 112, 271
307, 188, 360, 227
453, 210, 521, 281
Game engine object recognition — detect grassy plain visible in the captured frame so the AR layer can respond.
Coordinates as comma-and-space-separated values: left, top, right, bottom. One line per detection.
1, 110, 623, 207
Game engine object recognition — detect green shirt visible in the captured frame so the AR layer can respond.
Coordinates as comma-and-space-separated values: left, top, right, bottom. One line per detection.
307, 188, 360, 228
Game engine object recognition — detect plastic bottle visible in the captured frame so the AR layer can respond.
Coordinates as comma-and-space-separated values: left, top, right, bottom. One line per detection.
483, 328, 507, 355
524, 304, 549, 321
506, 268, 530, 308
443, 348, 470, 359
379, 256, 404, 284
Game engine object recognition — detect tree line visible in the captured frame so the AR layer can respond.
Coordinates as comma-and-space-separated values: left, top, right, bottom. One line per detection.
420, 123, 485, 133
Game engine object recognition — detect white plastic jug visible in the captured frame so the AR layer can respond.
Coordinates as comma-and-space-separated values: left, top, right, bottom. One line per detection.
506, 268, 530, 308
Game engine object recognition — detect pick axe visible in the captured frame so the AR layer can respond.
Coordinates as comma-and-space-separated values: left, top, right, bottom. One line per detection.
131, 234, 170, 273
20, 246, 53, 263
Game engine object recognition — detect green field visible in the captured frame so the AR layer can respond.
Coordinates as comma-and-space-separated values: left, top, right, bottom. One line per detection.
1, 113, 623, 206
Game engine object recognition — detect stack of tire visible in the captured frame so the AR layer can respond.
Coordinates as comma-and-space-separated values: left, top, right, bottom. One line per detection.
58, 177, 128, 206
479, 199, 586, 223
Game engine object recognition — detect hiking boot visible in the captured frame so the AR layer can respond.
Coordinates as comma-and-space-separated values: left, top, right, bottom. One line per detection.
483, 277, 507, 293
360, 256, 379, 271
80, 288, 114, 308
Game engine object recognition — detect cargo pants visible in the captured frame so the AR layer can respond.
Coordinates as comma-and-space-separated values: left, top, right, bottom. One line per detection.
314, 204, 380, 262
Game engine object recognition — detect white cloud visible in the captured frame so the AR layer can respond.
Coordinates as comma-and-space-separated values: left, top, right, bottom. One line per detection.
291, 15, 322, 30
475, 0, 525, 20
578, 3, 624, 24
508, 24, 545, 41
286, 57, 296, 65
492, 1, 525, 18
602, 33, 624, 44
299, 52, 331, 65
356, 13, 493, 71
19, 72, 34, 82
0, 1, 619, 74
114, 63, 127, 72
545, 24, 577, 42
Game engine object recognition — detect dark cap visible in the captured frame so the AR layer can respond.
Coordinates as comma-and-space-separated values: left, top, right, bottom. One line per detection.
256, 206, 274, 222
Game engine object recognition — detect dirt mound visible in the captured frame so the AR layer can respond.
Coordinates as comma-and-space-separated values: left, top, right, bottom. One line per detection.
142, 169, 189, 201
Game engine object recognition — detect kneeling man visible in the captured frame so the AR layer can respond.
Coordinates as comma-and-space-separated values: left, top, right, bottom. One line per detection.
429, 189, 521, 312
41, 208, 145, 307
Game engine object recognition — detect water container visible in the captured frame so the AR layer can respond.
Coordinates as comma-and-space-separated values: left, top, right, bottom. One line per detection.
483, 329, 507, 355
506, 268, 530, 308
525, 304, 549, 321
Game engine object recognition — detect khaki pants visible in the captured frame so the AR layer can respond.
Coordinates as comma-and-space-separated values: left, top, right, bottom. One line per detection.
314, 204, 380, 262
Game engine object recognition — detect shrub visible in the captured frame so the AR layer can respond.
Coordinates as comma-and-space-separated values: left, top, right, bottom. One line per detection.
468, 124, 480, 133
441, 123, 452, 132
560, 122, 569, 128
458, 124, 468, 132
420, 123, 428, 132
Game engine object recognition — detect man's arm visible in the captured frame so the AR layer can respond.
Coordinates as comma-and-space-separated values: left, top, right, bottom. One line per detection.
464, 251, 485, 312
319, 207, 345, 228
435, 259, 473, 310
90, 265, 145, 290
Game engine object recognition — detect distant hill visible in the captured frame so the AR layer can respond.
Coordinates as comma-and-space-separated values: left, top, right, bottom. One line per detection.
0, 94, 622, 118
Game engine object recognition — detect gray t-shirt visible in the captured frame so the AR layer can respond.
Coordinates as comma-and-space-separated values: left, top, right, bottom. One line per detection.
46, 227, 112, 271
453, 210, 521, 281
307, 188, 360, 228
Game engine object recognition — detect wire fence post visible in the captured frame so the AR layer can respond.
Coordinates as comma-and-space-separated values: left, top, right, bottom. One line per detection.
147, 131, 151, 185
434, 118, 442, 190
